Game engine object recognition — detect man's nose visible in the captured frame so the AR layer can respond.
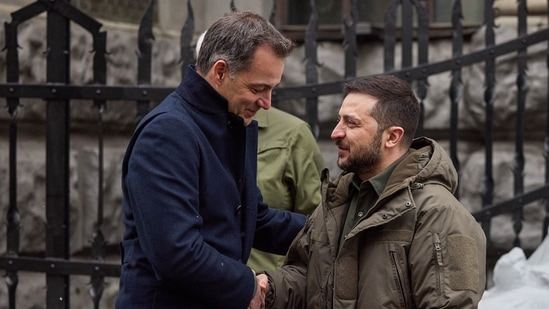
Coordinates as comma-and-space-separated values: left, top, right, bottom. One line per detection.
331, 124, 344, 140
257, 92, 272, 110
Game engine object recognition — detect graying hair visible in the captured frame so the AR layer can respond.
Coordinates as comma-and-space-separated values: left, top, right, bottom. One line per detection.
195, 11, 294, 77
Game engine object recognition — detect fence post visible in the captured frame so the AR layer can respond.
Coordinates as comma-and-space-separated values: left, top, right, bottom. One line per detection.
45, 4, 71, 309
304, 0, 320, 138
481, 0, 496, 246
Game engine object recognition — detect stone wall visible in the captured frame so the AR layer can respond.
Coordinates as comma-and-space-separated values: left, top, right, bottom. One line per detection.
0, 5, 548, 309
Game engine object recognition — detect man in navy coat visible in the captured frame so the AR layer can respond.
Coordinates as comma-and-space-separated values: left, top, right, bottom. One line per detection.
115, 11, 306, 309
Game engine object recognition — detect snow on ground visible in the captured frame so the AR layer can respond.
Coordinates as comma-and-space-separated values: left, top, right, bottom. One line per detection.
479, 231, 549, 309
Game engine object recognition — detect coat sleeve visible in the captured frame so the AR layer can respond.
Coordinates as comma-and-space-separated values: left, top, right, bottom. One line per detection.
253, 190, 307, 255
409, 193, 487, 309
124, 113, 256, 309
263, 213, 316, 309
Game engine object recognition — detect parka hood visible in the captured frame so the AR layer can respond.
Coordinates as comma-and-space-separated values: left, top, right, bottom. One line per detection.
389, 136, 458, 195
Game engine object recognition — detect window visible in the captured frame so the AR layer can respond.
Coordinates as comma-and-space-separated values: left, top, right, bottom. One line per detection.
275, 0, 484, 41
72, 0, 155, 25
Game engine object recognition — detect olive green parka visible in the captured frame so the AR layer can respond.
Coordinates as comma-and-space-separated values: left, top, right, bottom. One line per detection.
265, 137, 486, 309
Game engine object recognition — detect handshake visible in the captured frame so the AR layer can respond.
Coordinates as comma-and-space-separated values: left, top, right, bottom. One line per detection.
248, 271, 269, 309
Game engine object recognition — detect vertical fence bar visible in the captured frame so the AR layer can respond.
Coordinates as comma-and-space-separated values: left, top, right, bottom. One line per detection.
304, 0, 319, 138
343, 0, 358, 81
136, 0, 155, 118
6, 96, 19, 309
512, 0, 528, 247
4, 3, 52, 308
180, 0, 195, 79
230, 0, 237, 12
90, 28, 108, 309
449, 0, 464, 199
47, 3, 110, 306
90, 101, 106, 309
413, 0, 429, 136
268, 0, 277, 25
45, 3, 71, 308
384, 0, 400, 72
268, 0, 277, 107
481, 0, 496, 245
542, 0, 549, 238
5, 18, 20, 309
401, 0, 413, 69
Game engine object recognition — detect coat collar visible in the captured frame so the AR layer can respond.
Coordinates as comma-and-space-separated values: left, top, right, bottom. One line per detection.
175, 65, 229, 115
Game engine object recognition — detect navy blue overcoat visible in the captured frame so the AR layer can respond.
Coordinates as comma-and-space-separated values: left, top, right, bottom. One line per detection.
115, 67, 306, 309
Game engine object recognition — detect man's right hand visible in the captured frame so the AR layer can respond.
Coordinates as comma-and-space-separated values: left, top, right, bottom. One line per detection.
248, 274, 268, 309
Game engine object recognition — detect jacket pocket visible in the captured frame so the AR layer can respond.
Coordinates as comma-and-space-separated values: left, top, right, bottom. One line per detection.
389, 243, 411, 309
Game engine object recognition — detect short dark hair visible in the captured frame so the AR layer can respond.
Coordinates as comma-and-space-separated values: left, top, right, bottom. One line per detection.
343, 75, 420, 147
196, 11, 295, 77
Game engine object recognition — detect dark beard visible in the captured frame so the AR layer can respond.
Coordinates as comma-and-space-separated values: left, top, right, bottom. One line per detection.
338, 131, 382, 177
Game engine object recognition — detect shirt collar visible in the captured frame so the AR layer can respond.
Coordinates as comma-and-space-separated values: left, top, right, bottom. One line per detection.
351, 152, 409, 196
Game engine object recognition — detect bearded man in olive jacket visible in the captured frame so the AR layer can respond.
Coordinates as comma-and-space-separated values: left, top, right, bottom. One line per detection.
261, 75, 487, 308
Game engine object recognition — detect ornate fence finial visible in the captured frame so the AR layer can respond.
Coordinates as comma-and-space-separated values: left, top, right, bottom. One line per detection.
230, 0, 238, 12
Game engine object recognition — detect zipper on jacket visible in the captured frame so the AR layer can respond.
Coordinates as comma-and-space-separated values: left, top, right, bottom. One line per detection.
389, 244, 410, 309
324, 268, 333, 309
432, 233, 444, 295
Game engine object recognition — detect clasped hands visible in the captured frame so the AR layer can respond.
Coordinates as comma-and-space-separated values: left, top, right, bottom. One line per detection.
248, 272, 269, 309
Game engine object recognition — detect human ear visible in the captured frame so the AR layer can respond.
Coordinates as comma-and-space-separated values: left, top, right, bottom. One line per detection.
385, 126, 404, 148
212, 60, 228, 84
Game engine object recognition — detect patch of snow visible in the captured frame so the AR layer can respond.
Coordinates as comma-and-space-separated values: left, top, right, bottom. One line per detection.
479, 230, 549, 309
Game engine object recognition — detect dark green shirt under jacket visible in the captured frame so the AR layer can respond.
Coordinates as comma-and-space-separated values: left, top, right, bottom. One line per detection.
339, 153, 408, 250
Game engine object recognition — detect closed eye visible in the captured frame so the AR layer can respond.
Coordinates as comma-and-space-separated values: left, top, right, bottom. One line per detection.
347, 120, 358, 128
251, 86, 267, 94
337, 115, 360, 129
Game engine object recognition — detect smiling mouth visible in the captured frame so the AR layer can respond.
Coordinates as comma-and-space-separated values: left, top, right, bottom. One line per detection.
246, 109, 258, 118
335, 141, 348, 150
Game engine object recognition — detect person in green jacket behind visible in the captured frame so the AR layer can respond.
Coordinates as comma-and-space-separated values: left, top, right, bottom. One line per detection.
248, 107, 325, 272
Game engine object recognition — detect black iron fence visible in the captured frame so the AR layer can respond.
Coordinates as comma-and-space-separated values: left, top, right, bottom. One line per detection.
0, 0, 548, 308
